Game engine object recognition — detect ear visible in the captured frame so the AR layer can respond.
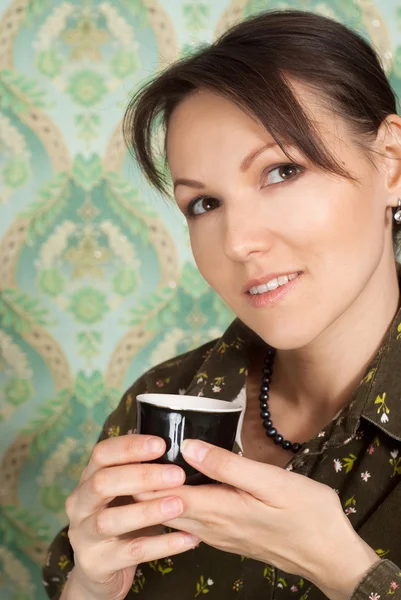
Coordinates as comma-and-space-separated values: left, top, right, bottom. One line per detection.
374, 114, 401, 207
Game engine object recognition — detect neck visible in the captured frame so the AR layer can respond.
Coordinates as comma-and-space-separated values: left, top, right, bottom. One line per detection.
269, 259, 400, 421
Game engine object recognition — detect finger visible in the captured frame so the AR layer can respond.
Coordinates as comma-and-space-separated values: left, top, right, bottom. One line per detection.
74, 531, 200, 579
132, 483, 217, 504
133, 489, 184, 503
86, 495, 186, 539
181, 439, 290, 502
132, 484, 232, 526
160, 517, 198, 534
67, 463, 185, 523
107, 531, 201, 573
80, 434, 166, 483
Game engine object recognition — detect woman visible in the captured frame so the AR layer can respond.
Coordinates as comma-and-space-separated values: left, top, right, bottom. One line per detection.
43, 9, 401, 600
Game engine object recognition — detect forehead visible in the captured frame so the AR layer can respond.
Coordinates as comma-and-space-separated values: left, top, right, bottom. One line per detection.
166, 91, 269, 173
166, 84, 352, 176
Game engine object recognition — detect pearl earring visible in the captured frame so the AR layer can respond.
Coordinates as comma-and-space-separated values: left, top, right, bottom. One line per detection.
394, 198, 401, 224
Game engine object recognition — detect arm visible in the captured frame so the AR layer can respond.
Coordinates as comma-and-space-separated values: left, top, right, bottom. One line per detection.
317, 559, 401, 600
59, 569, 99, 600
313, 481, 401, 600
310, 532, 401, 600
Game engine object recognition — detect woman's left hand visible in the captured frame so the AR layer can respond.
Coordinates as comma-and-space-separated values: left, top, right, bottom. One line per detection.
134, 439, 379, 598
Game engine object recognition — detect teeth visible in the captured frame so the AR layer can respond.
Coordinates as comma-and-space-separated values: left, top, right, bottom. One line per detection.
267, 278, 279, 291
249, 272, 299, 295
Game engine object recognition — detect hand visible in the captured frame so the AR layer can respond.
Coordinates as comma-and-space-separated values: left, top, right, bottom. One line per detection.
65, 435, 199, 600
134, 439, 379, 597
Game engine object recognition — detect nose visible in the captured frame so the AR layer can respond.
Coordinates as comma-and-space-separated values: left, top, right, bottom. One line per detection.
222, 201, 274, 262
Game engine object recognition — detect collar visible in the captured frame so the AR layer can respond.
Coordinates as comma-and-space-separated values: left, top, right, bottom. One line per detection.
359, 308, 401, 442
184, 317, 257, 400
358, 262, 401, 442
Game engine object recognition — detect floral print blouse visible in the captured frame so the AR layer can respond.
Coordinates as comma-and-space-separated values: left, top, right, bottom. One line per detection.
43, 303, 401, 600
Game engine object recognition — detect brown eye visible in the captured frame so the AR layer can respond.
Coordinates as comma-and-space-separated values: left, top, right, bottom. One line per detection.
185, 195, 221, 218
279, 165, 298, 179
262, 163, 305, 187
200, 198, 216, 211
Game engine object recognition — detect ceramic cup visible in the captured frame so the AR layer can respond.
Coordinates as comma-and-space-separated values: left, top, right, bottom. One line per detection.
136, 393, 243, 485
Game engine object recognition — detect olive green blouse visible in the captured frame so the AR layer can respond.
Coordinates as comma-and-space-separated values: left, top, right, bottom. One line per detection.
43, 292, 401, 600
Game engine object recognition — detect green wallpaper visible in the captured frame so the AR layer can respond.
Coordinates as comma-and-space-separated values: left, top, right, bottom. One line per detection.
0, 1, 399, 598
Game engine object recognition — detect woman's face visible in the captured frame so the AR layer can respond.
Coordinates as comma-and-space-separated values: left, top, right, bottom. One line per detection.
166, 87, 397, 350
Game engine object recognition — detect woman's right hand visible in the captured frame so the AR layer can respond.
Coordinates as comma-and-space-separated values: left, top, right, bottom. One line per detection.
64, 434, 199, 600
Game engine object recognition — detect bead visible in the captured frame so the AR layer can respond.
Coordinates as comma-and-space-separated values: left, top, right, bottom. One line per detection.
260, 348, 304, 452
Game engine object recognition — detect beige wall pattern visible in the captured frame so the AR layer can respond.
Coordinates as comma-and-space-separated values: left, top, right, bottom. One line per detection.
0, 0, 397, 597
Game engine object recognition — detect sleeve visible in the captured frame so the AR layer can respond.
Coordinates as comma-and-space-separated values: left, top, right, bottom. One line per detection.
42, 378, 146, 600
350, 559, 401, 599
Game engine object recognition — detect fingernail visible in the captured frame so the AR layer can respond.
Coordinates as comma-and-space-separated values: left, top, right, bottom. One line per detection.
145, 438, 164, 453
182, 534, 200, 547
163, 466, 184, 483
161, 497, 182, 516
181, 440, 209, 462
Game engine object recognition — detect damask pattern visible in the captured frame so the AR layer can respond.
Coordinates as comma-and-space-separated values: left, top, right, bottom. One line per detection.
0, 1, 398, 598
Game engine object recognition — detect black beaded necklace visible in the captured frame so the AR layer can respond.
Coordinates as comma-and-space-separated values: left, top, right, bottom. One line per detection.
260, 346, 302, 454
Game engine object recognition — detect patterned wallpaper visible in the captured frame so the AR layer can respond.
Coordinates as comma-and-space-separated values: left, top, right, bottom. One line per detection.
0, 0, 398, 598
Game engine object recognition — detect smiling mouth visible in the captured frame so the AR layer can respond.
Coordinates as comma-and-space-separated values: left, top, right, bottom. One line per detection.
247, 272, 302, 295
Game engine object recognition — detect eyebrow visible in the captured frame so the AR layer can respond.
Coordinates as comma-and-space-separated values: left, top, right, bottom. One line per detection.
240, 141, 279, 171
173, 141, 279, 192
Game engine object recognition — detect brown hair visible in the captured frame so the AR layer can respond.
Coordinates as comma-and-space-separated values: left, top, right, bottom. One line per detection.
122, 9, 399, 235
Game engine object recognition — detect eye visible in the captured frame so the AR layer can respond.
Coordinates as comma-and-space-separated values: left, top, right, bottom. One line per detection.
182, 163, 305, 220
261, 163, 305, 187
184, 195, 221, 219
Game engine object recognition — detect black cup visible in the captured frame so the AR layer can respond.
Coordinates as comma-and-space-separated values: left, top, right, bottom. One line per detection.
136, 393, 243, 485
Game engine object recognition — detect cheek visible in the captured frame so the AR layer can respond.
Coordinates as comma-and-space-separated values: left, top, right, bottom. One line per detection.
290, 186, 384, 313
285, 183, 379, 261
188, 228, 222, 284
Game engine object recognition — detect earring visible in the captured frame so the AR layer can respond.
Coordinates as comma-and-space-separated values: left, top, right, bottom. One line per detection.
394, 198, 401, 224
